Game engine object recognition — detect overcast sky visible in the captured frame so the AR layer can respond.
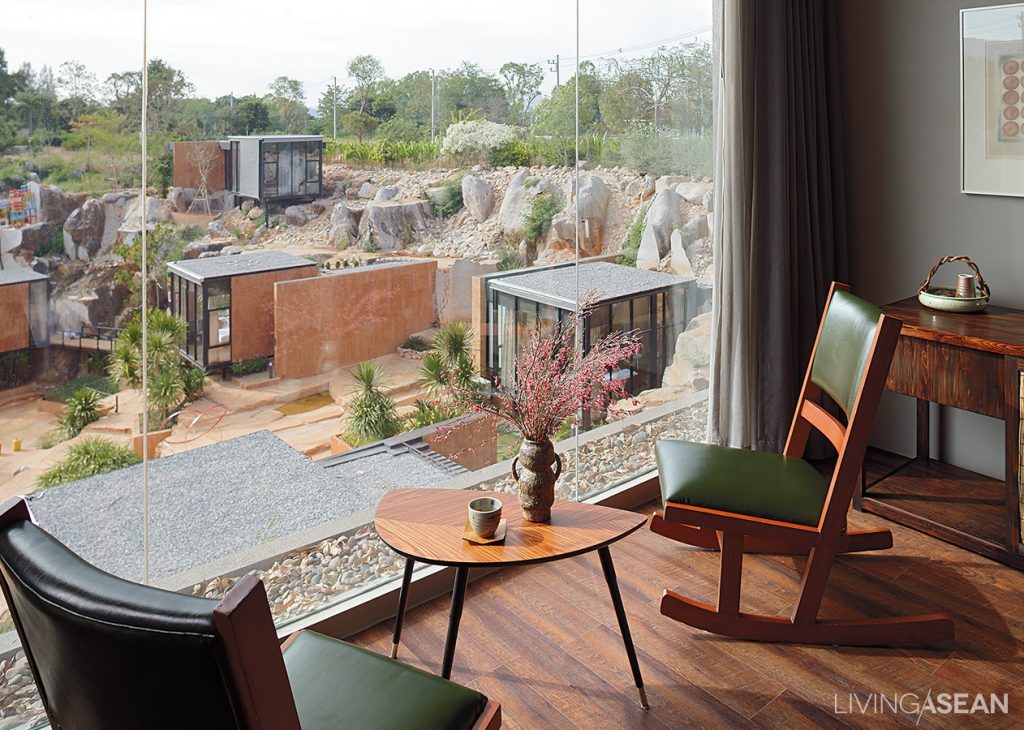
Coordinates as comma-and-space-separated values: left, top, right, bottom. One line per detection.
5, 0, 712, 104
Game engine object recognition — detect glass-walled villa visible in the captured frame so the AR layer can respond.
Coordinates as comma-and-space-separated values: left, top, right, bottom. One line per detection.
482, 262, 696, 396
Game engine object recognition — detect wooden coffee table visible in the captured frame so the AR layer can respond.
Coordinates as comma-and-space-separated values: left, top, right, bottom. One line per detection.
375, 487, 650, 708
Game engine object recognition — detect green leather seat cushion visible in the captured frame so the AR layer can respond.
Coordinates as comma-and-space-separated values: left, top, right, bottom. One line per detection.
655, 440, 828, 526
283, 630, 488, 730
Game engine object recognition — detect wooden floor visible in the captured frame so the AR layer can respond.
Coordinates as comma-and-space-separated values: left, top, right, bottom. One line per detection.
350, 501, 1024, 729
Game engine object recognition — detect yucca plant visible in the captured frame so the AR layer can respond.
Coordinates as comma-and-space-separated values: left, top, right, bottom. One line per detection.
58, 388, 102, 440
419, 322, 477, 397
343, 361, 402, 445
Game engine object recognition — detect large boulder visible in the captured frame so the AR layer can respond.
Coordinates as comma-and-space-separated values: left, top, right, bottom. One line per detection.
661, 312, 713, 392
573, 174, 612, 256
678, 214, 709, 246
327, 203, 360, 248
167, 187, 197, 213
3, 222, 54, 262
357, 201, 431, 251
183, 240, 227, 259
63, 199, 107, 260
635, 189, 684, 269
374, 185, 400, 202
50, 261, 132, 332
669, 229, 694, 277
207, 220, 232, 238
498, 170, 555, 239
676, 181, 713, 206
38, 185, 87, 226
461, 175, 496, 222
284, 204, 315, 226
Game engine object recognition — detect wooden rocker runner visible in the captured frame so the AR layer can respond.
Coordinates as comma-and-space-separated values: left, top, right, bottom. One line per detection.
650, 282, 955, 645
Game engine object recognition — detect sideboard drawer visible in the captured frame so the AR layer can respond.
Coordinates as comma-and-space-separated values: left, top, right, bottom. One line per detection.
886, 337, 1004, 418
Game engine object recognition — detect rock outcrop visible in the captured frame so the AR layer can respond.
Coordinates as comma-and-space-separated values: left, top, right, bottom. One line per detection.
357, 201, 431, 251
461, 175, 496, 222
635, 189, 684, 269
38, 186, 87, 226
63, 199, 107, 260
327, 203, 360, 248
498, 171, 555, 239
50, 261, 132, 332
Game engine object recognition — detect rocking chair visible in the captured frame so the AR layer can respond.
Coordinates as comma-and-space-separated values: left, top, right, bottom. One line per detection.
650, 282, 955, 645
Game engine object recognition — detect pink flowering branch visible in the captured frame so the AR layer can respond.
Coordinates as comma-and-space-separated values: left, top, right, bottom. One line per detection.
439, 293, 643, 444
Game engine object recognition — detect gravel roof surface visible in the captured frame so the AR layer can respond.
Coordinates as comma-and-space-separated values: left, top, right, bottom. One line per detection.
27, 431, 450, 584
490, 261, 690, 306
168, 251, 315, 282
0, 267, 48, 286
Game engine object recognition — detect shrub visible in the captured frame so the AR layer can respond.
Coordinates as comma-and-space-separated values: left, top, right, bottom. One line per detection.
401, 335, 430, 352
488, 140, 533, 167
230, 357, 268, 377
375, 118, 425, 143
617, 212, 646, 267
0, 350, 32, 390
35, 224, 66, 257
362, 234, 380, 253
343, 361, 401, 445
406, 399, 453, 430
495, 238, 523, 271
182, 367, 208, 400
620, 129, 712, 178
58, 388, 102, 440
37, 438, 141, 489
441, 120, 521, 161
523, 193, 562, 243
430, 174, 464, 218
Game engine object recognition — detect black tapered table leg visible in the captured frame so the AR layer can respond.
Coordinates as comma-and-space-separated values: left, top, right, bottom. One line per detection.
598, 546, 649, 709
390, 558, 415, 659
441, 566, 470, 679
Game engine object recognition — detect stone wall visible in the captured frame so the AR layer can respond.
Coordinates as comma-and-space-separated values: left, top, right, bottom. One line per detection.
230, 265, 318, 363
0, 284, 29, 353
274, 260, 437, 379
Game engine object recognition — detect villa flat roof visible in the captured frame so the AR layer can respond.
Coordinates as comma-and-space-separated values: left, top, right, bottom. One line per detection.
225, 135, 323, 143
168, 251, 317, 283
0, 267, 48, 287
489, 262, 691, 308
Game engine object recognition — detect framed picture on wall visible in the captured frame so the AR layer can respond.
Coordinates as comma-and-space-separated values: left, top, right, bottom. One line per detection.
962, 3, 1024, 196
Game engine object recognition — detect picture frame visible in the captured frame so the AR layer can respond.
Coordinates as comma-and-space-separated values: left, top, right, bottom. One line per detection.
961, 3, 1024, 196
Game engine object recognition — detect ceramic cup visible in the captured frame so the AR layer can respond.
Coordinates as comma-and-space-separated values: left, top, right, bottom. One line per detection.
468, 497, 502, 538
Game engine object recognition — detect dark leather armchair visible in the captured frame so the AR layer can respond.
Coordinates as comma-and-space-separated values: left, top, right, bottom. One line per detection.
0, 497, 501, 730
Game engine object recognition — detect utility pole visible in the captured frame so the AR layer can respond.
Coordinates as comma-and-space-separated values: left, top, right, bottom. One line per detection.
430, 69, 436, 143
332, 76, 338, 141
547, 54, 560, 86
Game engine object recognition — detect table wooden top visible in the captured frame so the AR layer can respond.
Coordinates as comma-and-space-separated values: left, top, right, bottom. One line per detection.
883, 297, 1024, 357
374, 488, 647, 568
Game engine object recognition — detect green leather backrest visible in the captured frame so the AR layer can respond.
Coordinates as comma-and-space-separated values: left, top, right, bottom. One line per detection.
810, 289, 883, 417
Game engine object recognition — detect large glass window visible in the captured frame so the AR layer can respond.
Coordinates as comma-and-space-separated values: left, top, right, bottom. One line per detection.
0, 3, 715, 725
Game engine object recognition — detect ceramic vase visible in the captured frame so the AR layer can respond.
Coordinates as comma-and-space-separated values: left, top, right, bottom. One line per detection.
512, 438, 562, 522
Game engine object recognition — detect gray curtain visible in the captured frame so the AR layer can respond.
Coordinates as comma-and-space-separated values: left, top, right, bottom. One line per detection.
709, 0, 848, 453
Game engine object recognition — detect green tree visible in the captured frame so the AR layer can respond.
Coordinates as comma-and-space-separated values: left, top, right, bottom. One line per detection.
65, 110, 139, 189
437, 63, 507, 129
104, 59, 193, 136
499, 62, 544, 125
268, 76, 308, 133
341, 110, 377, 143
346, 55, 385, 114
0, 49, 27, 150
344, 361, 401, 445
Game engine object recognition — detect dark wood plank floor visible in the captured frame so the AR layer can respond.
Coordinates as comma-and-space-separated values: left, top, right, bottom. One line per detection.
350, 502, 1024, 728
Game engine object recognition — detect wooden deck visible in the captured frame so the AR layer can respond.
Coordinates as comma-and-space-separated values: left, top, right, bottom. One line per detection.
351, 500, 1024, 728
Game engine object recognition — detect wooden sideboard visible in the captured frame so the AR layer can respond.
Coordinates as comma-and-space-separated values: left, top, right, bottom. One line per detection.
856, 297, 1024, 569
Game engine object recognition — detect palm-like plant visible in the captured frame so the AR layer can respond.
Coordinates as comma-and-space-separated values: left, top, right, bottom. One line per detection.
107, 308, 206, 432
344, 361, 401, 445
59, 388, 102, 440
419, 322, 478, 397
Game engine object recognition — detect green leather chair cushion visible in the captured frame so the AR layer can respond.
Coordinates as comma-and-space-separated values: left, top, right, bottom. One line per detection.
283, 631, 488, 730
810, 289, 883, 416
655, 440, 827, 526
